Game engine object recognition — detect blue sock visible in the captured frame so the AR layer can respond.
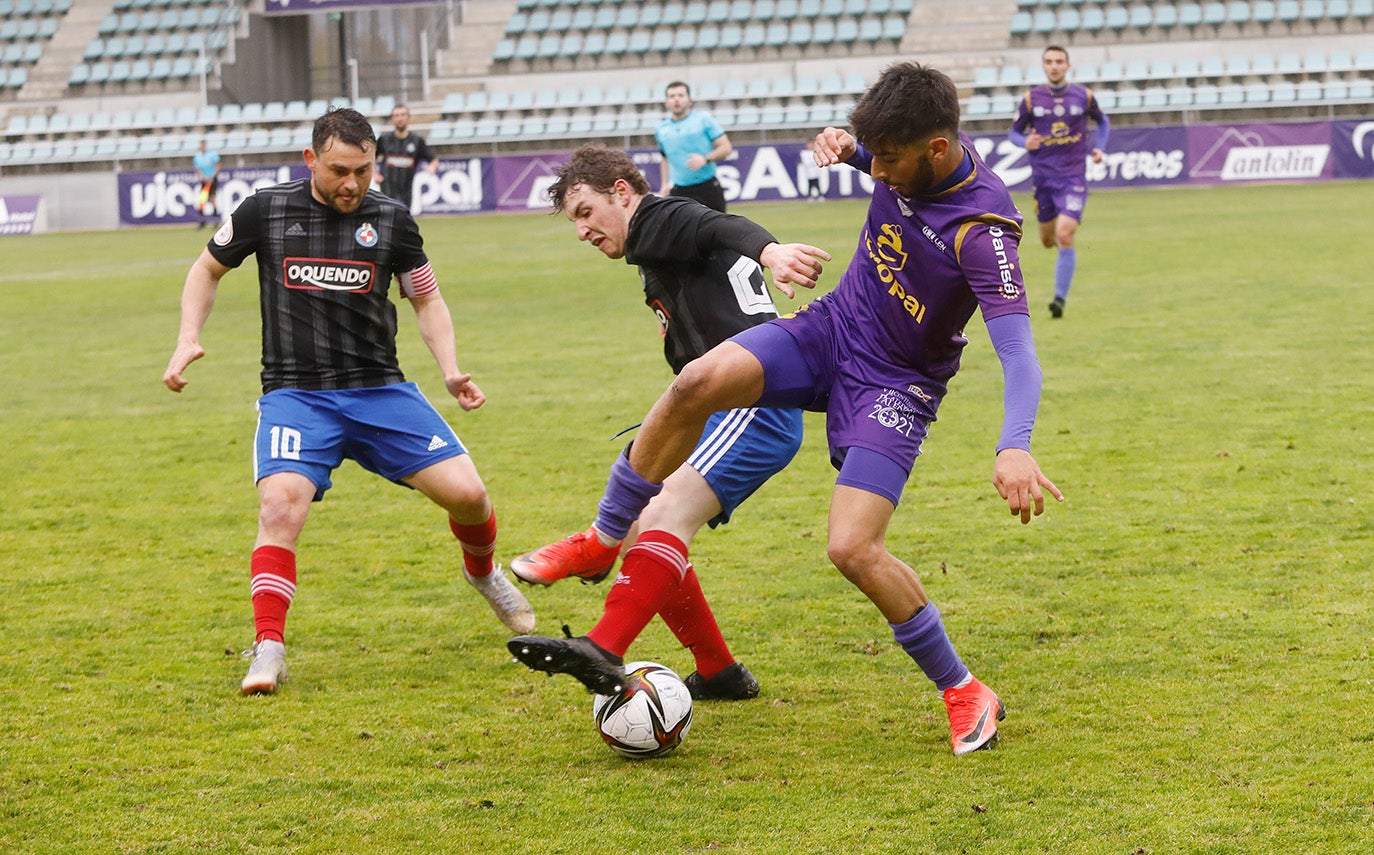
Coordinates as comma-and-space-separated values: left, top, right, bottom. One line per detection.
1054, 247, 1076, 301
891, 602, 969, 691
593, 449, 663, 541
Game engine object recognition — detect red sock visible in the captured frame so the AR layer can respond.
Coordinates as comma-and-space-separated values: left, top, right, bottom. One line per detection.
659, 564, 735, 680
250, 545, 296, 643
450, 510, 497, 577
588, 530, 688, 657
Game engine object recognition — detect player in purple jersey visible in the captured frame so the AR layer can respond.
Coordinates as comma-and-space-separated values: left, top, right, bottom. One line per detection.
508, 63, 1062, 756
162, 108, 534, 695
1010, 45, 1110, 319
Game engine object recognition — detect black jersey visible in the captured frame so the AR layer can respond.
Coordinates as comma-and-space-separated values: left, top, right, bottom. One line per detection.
207, 179, 428, 394
623, 195, 780, 374
375, 131, 434, 203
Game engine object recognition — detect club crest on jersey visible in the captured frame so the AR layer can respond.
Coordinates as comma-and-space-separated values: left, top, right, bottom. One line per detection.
355, 222, 378, 247
212, 220, 233, 246
283, 257, 375, 293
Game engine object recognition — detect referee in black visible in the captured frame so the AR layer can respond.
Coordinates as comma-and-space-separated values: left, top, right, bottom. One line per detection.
163, 107, 534, 695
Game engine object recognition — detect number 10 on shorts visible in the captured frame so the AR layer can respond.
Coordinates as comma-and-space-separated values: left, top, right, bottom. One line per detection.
269, 426, 302, 460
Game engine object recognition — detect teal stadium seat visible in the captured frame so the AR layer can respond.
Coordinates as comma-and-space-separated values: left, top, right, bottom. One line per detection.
1271, 80, 1297, 101
1178, 3, 1204, 26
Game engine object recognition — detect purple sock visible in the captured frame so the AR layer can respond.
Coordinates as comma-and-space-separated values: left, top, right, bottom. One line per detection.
891, 602, 969, 691
1054, 247, 1076, 301
593, 450, 664, 541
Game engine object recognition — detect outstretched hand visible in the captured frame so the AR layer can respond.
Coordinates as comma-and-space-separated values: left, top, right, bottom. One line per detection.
162, 340, 206, 392
993, 448, 1064, 524
446, 373, 486, 411
812, 127, 857, 167
759, 242, 831, 298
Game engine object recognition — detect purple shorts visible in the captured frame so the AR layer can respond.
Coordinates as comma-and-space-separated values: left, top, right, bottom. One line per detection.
1033, 180, 1087, 223
731, 302, 947, 505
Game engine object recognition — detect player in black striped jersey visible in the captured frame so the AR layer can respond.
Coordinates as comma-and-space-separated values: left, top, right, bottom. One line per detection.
508, 144, 830, 701
163, 108, 533, 695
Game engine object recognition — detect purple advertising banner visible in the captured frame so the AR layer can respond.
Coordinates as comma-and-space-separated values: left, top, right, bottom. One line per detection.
1331, 119, 1374, 179
114, 119, 1371, 226
0, 194, 42, 236
1187, 121, 1332, 183
264, 0, 438, 13
118, 164, 308, 226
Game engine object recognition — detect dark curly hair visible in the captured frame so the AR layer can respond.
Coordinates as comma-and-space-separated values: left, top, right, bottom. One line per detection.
848, 63, 961, 150
548, 144, 652, 213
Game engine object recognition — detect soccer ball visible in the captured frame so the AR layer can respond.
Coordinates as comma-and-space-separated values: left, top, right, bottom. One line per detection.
592, 661, 693, 759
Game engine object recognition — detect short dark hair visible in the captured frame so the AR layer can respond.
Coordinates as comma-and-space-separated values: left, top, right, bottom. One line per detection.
1044, 45, 1069, 61
312, 107, 376, 154
848, 62, 960, 150
548, 144, 651, 212
665, 81, 691, 96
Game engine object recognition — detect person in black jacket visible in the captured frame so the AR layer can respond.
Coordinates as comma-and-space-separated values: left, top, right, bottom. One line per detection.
508, 144, 830, 701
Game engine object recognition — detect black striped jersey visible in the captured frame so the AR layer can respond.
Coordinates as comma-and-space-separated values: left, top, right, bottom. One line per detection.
207, 180, 429, 394
375, 130, 435, 203
623, 195, 781, 374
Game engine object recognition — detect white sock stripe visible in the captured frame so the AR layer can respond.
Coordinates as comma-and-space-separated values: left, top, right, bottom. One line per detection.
459, 541, 496, 556
687, 407, 758, 475
251, 574, 296, 601
626, 541, 691, 578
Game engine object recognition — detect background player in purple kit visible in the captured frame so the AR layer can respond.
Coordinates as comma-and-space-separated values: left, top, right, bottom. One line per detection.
509, 63, 1062, 756
1010, 45, 1110, 319
162, 107, 534, 695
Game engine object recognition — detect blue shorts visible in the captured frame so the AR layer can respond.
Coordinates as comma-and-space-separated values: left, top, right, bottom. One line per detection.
1033, 180, 1088, 223
690, 406, 803, 528
254, 383, 467, 501
732, 308, 947, 506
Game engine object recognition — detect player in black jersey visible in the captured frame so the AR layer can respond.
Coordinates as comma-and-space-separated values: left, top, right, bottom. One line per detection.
163, 107, 533, 695
374, 104, 436, 206
508, 144, 830, 701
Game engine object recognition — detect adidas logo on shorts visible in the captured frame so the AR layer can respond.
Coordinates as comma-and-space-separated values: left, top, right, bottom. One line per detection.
428, 435, 449, 451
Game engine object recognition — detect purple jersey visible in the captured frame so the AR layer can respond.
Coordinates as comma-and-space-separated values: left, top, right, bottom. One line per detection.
1011, 84, 1107, 186
823, 134, 1028, 388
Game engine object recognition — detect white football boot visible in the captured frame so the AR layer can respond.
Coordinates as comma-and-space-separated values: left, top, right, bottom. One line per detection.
241, 639, 287, 695
465, 564, 536, 634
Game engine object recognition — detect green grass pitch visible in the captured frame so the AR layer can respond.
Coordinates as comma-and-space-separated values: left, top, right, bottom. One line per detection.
1, 181, 1372, 853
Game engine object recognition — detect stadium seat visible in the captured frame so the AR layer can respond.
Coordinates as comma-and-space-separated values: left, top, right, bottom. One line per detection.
1225, 55, 1250, 76
1175, 56, 1200, 78
1303, 51, 1328, 73
1166, 85, 1194, 106
1227, 0, 1253, 22
1178, 3, 1204, 26
1251, 0, 1278, 21
1270, 80, 1297, 101
1009, 11, 1033, 33
1243, 81, 1270, 102
1080, 6, 1106, 31
1142, 86, 1168, 108
1125, 59, 1150, 80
